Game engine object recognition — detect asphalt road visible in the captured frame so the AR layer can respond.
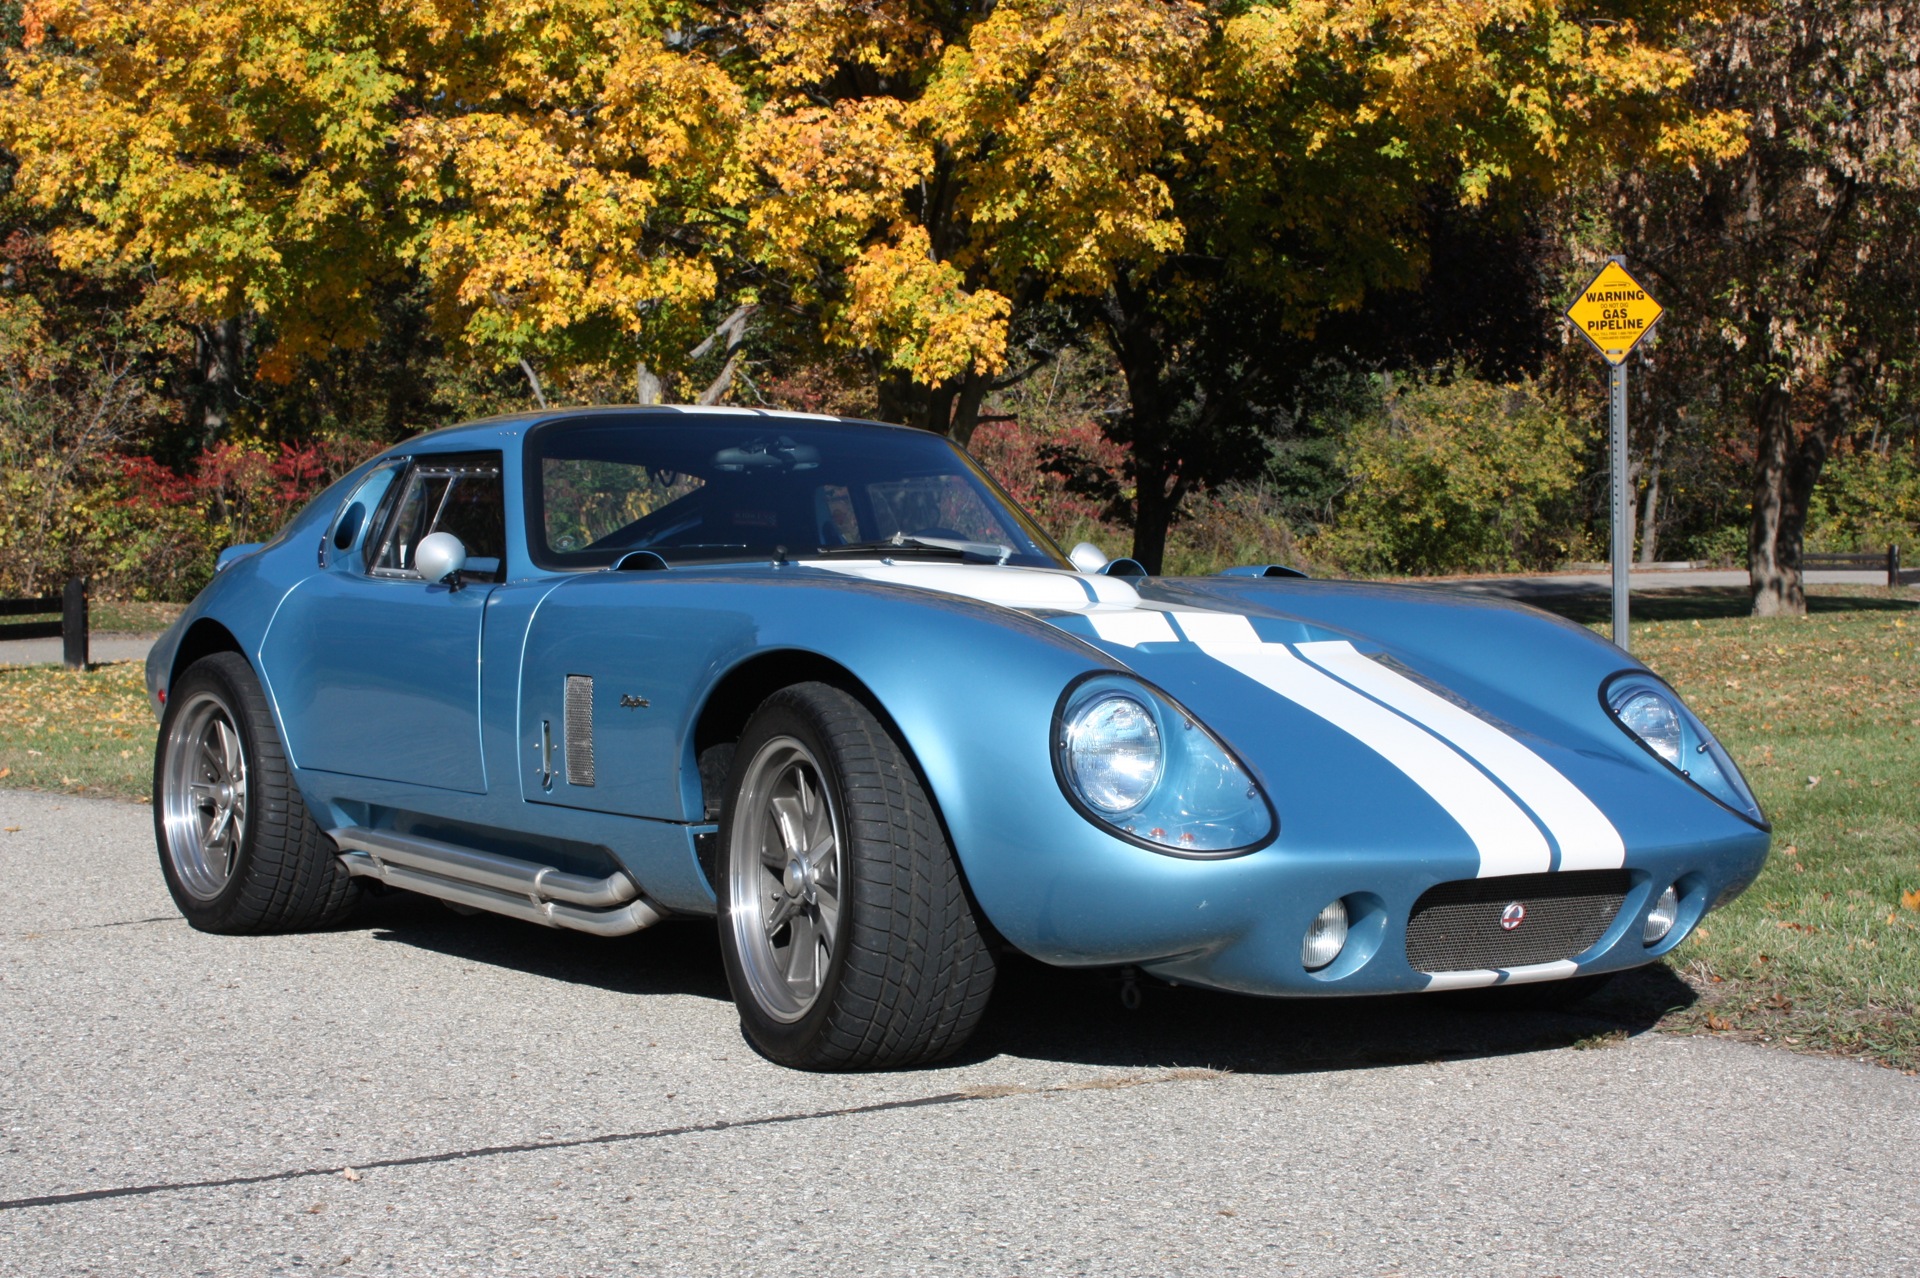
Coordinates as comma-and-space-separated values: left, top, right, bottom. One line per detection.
3, 790, 1917, 1277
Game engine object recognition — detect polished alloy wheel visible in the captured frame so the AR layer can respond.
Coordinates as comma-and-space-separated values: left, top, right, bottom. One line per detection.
727, 735, 844, 1023
160, 691, 249, 901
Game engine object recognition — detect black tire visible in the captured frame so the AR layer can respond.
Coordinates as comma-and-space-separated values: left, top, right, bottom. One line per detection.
153, 652, 359, 934
716, 682, 997, 1070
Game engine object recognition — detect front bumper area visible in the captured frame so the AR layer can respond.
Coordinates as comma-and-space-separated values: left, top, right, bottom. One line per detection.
985, 828, 1770, 998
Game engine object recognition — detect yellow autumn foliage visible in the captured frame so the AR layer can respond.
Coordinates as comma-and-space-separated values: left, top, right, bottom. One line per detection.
1, 0, 1749, 401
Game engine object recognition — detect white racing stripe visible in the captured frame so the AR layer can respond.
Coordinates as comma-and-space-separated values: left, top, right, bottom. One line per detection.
1173, 613, 1552, 875
1422, 960, 1580, 992
1297, 640, 1626, 872
1086, 610, 1179, 647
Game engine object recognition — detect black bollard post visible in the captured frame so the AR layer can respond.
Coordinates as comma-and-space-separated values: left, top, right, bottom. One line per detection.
62, 577, 87, 671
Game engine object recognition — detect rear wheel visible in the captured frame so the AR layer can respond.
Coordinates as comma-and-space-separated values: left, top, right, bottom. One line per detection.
154, 653, 359, 933
717, 682, 996, 1070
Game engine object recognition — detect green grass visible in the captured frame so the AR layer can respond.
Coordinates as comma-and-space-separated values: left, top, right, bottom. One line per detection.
1592, 588, 1920, 1071
3, 586, 1917, 1070
92, 599, 186, 633
0, 660, 154, 800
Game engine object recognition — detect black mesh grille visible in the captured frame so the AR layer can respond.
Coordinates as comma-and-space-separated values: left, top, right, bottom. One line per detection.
1405, 871, 1630, 973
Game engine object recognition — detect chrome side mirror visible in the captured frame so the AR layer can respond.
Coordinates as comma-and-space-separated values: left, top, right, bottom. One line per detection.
1068, 541, 1109, 573
414, 531, 468, 588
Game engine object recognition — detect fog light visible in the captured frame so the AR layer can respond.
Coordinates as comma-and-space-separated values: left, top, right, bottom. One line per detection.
1644, 883, 1680, 944
1302, 899, 1349, 971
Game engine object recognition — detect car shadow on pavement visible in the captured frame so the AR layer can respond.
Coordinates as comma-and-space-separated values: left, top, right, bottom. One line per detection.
960, 954, 1699, 1076
356, 887, 1697, 1076
357, 887, 734, 1002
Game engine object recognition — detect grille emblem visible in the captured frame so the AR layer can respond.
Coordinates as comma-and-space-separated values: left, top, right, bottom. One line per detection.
1499, 901, 1527, 931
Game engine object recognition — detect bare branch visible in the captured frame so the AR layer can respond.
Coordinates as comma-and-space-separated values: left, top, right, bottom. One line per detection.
518, 359, 549, 409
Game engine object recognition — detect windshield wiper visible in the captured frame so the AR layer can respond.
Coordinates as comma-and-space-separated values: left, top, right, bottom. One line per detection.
808, 533, 1013, 564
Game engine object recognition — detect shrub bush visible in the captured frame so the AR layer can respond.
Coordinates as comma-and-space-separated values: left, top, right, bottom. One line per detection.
1805, 448, 1920, 554
1312, 372, 1587, 576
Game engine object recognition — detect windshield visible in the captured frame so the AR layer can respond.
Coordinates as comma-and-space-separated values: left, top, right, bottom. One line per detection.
526, 414, 1069, 571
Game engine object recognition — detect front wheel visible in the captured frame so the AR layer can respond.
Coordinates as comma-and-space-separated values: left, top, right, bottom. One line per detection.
717, 682, 996, 1070
154, 652, 359, 933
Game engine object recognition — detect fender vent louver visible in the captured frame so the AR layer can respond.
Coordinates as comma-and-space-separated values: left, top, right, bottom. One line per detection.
564, 674, 596, 787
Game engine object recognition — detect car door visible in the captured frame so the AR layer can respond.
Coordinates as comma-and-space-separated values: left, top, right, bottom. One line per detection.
260, 451, 505, 794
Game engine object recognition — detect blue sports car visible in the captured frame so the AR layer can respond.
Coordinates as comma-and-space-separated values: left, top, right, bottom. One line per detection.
146, 407, 1770, 1070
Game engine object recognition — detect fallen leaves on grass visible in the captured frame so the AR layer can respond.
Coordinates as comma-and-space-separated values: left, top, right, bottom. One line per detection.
1707, 1013, 1734, 1031
1901, 889, 1920, 912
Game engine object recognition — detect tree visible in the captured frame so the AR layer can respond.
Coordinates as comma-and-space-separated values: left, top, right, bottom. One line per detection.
1606, 0, 1920, 614
741, 0, 1211, 440
1, 0, 749, 427
3, 0, 416, 440
1087, 0, 1748, 570
739, 0, 1745, 569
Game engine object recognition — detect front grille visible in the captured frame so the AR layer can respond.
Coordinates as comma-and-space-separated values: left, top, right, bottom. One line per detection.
1405, 871, 1630, 972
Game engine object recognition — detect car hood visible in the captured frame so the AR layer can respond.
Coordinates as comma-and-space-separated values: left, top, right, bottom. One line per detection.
808, 559, 1750, 870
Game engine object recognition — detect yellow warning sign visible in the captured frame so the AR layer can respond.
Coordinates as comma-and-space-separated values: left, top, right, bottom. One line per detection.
1566, 260, 1663, 364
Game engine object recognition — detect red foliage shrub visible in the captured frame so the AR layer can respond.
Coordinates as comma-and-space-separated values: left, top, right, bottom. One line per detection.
969, 416, 1131, 540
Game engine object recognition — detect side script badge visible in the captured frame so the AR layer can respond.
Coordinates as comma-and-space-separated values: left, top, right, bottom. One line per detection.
619, 694, 650, 709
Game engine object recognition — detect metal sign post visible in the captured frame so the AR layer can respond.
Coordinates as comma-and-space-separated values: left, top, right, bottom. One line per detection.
1566, 258, 1664, 653
1609, 362, 1630, 648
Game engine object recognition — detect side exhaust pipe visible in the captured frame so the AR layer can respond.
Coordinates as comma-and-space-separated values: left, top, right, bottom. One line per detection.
332, 826, 664, 937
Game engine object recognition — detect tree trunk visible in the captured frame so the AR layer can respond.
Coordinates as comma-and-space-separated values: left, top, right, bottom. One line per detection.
875, 370, 930, 429
1748, 352, 1865, 616
1747, 383, 1803, 616
191, 315, 246, 449
1130, 464, 1180, 573
1638, 417, 1667, 564
1095, 282, 1189, 574
946, 371, 990, 448
635, 362, 664, 405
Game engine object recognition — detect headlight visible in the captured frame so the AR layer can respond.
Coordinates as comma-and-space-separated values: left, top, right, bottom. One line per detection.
1054, 675, 1275, 856
1604, 673, 1765, 826
1614, 689, 1682, 766
1062, 694, 1162, 812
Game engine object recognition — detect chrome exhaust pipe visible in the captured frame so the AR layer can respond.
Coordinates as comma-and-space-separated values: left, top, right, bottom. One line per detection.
332, 826, 664, 937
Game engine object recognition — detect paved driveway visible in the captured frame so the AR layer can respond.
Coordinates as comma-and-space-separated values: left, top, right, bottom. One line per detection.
3, 790, 1917, 1276
0, 634, 159, 668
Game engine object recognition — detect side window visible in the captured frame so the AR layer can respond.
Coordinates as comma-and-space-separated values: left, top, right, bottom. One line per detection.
324, 460, 406, 571
368, 453, 506, 582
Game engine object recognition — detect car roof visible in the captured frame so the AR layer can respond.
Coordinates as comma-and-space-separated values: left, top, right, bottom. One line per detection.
401, 404, 933, 453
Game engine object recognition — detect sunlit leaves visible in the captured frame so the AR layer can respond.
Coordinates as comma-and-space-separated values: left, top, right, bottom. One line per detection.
5, 0, 409, 362
743, 0, 1211, 382
400, 0, 747, 377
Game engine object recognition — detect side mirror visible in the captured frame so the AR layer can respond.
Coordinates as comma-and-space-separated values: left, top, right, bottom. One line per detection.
1068, 541, 1109, 573
414, 531, 468, 586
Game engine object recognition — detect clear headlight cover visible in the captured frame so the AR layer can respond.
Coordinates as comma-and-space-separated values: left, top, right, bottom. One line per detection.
1604, 672, 1765, 826
1053, 675, 1275, 856
1062, 694, 1162, 812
